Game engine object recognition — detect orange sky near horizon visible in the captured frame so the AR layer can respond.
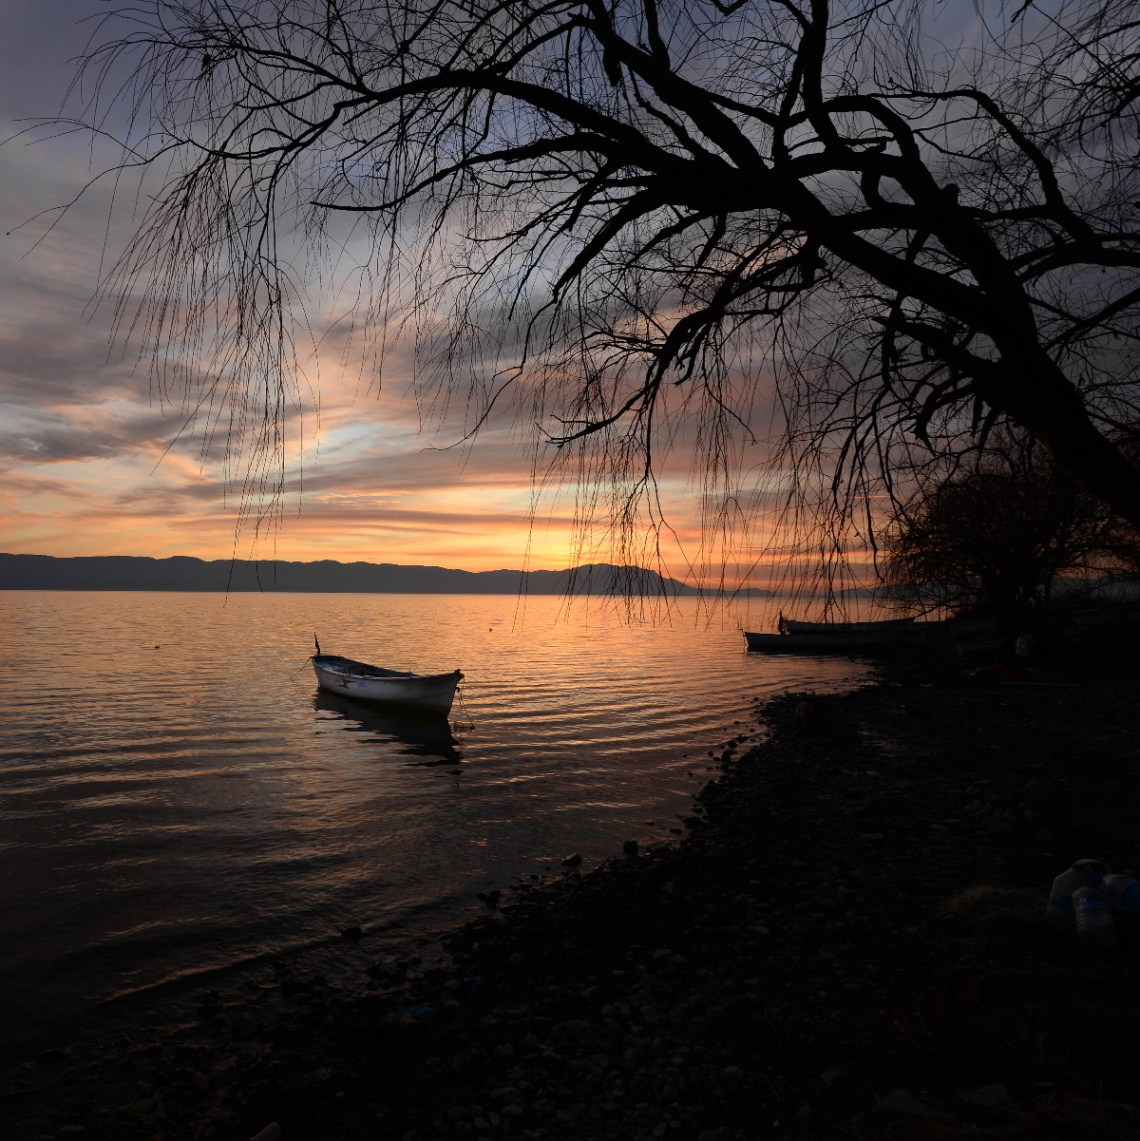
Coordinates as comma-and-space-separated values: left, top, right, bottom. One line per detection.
0, 144, 781, 584
0, 0, 807, 590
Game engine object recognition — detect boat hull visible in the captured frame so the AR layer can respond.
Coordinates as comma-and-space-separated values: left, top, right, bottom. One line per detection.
312, 654, 462, 714
779, 616, 916, 636
744, 627, 930, 653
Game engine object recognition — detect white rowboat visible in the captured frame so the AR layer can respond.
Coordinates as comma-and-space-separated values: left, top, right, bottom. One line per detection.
312, 646, 462, 715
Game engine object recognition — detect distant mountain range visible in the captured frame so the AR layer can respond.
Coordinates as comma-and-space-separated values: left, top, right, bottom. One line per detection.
0, 553, 772, 596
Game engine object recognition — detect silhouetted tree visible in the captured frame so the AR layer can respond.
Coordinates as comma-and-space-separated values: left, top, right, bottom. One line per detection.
41, 0, 1140, 565
881, 435, 1131, 621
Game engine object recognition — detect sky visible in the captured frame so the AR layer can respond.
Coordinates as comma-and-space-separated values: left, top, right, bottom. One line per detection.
0, 0, 748, 577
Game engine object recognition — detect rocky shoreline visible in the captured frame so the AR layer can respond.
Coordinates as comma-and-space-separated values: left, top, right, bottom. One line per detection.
4, 640, 1139, 1141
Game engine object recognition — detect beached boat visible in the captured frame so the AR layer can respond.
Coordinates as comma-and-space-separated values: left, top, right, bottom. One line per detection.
744, 624, 930, 653
939, 617, 1004, 656
311, 641, 462, 715
778, 615, 916, 636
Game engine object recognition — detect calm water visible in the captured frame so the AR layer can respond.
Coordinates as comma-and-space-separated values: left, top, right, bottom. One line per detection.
0, 590, 869, 1056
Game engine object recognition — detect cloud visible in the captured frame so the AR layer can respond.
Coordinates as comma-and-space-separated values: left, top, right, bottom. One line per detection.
0, 1, 783, 579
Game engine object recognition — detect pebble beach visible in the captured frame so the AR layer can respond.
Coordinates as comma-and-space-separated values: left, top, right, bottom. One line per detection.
3, 634, 1139, 1141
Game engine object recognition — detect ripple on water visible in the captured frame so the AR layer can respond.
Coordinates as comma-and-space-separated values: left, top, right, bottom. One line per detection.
0, 589, 870, 1049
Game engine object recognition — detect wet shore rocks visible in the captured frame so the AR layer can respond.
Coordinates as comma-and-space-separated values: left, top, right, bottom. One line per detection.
3, 642, 1139, 1141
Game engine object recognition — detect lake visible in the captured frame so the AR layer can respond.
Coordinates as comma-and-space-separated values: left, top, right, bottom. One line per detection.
0, 590, 870, 1059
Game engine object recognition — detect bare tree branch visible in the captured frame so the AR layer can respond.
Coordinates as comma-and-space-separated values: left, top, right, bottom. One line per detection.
24, 0, 1140, 584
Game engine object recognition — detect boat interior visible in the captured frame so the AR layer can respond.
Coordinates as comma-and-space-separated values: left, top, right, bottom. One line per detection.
314, 654, 416, 679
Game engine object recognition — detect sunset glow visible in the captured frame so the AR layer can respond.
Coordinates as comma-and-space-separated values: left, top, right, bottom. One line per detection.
0, 1, 766, 580
0, 2, 811, 591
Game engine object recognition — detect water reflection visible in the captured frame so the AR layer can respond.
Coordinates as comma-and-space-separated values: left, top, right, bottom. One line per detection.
313, 691, 463, 766
1, 591, 870, 1056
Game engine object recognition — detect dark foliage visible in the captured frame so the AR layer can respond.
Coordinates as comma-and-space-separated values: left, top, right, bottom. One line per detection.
881, 436, 1134, 619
